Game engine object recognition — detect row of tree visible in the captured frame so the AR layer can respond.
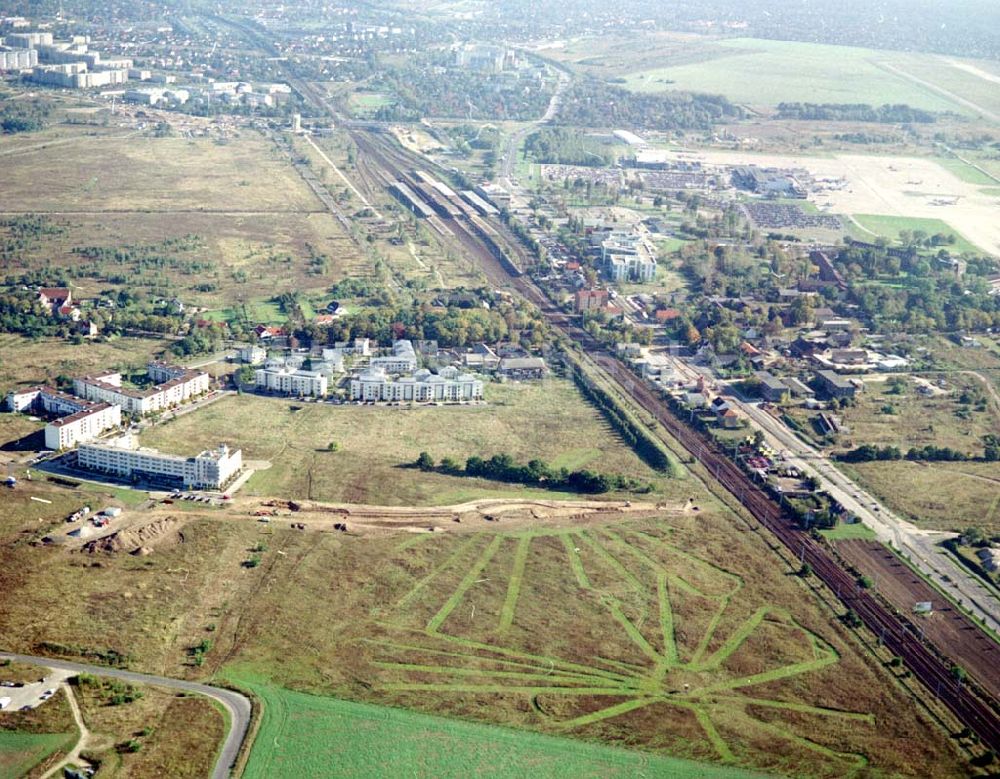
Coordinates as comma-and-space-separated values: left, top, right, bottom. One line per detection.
838, 437, 1000, 462
415, 451, 648, 494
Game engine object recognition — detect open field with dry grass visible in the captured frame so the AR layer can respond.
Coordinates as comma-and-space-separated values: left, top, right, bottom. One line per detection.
0, 211, 366, 311
0, 131, 314, 213
142, 379, 685, 505
0, 334, 166, 393
788, 373, 999, 455
0, 469, 968, 777
841, 461, 1000, 535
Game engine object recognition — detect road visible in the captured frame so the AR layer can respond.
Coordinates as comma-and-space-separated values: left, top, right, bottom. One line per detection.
725, 391, 1000, 634
497, 67, 570, 192
0, 652, 252, 779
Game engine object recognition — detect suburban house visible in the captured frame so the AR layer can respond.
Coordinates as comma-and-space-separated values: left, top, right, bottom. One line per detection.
497, 356, 546, 380
815, 370, 858, 399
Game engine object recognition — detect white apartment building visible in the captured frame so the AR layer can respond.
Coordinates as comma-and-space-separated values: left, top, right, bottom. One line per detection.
5, 386, 122, 450
0, 47, 37, 69
351, 367, 483, 403
598, 230, 658, 283
254, 366, 328, 397
239, 345, 267, 365
74, 363, 209, 416
77, 435, 242, 490
45, 402, 121, 451
370, 340, 418, 374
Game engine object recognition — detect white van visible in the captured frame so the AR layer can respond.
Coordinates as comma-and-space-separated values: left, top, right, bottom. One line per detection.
0, 697, 11, 710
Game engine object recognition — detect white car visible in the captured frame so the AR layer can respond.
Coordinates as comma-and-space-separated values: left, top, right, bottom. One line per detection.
0, 697, 11, 710
40, 689, 55, 700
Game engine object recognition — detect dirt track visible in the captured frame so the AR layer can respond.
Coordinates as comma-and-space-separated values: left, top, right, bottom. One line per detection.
836, 539, 1000, 700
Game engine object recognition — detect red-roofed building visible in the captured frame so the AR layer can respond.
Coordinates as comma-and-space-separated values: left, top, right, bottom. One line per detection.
38, 287, 71, 313
574, 289, 609, 314
565, 261, 581, 272
313, 314, 337, 326
254, 325, 286, 340
654, 308, 681, 323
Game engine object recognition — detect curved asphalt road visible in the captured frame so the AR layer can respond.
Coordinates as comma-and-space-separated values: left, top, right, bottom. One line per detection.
0, 652, 252, 779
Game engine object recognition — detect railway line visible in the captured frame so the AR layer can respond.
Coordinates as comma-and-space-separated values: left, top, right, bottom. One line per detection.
347, 133, 1000, 749
209, 12, 1000, 752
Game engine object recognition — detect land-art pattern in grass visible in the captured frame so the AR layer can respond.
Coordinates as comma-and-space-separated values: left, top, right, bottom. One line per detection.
363, 526, 874, 774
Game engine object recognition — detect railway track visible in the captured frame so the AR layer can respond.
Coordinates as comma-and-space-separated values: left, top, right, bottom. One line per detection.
349, 134, 1000, 748
212, 14, 1000, 749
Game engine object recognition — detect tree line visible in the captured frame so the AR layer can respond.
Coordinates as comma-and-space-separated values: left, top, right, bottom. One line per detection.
415, 451, 649, 494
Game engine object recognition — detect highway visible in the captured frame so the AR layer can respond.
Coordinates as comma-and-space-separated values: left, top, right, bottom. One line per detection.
0, 652, 252, 779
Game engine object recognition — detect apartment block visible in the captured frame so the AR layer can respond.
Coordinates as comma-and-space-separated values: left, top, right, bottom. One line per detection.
253, 366, 328, 397
45, 403, 121, 450
351, 367, 482, 403
369, 340, 418, 374
74, 363, 209, 416
77, 434, 242, 490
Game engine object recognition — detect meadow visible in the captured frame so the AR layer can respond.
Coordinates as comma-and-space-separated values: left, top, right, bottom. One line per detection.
229, 671, 764, 779
142, 379, 683, 505
621, 38, 969, 113
0, 478, 966, 777
850, 214, 979, 255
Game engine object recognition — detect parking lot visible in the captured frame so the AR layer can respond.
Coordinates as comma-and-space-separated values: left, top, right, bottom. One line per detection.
0, 668, 73, 712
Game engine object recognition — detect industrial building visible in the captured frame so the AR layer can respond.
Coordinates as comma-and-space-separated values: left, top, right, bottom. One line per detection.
77, 434, 242, 490
350, 367, 483, 403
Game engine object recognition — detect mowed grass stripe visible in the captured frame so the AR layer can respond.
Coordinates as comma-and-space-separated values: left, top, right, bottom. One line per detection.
427, 536, 503, 634
498, 535, 531, 634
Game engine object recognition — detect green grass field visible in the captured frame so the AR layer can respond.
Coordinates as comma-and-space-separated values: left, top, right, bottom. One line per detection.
142, 379, 681, 505
229, 671, 765, 779
851, 214, 980, 255
622, 38, 967, 112
0, 731, 73, 779
820, 522, 877, 542
933, 158, 1000, 187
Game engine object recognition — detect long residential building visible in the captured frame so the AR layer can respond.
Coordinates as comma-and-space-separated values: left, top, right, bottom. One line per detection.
4, 385, 122, 450
45, 403, 121, 450
254, 366, 328, 397
369, 339, 418, 374
77, 434, 242, 490
74, 363, 209, 416
351, 367, 482, 403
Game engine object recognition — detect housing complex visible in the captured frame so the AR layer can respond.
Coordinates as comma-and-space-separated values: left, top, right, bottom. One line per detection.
594, 228, 658, 283
351, 367, 483, 402
74, 363, 210, 416
77, 434, 242, 490
4, 386, 122, 450
254, 363, 329, 397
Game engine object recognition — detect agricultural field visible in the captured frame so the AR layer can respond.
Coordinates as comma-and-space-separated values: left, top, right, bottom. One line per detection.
0, 731, 72, 779
620, 39, 970, 113
229, 671, 762, 779
141, 379, 685, 505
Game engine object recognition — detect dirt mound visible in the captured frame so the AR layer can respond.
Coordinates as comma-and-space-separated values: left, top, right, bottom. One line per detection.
82, 518, 182, 555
